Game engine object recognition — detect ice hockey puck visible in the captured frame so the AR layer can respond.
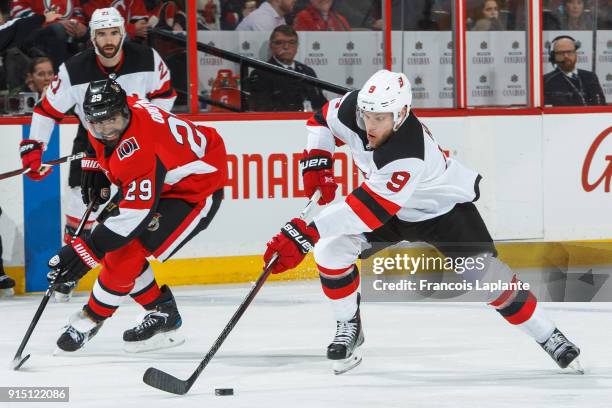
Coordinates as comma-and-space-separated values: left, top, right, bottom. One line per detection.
215, 388, 234, 396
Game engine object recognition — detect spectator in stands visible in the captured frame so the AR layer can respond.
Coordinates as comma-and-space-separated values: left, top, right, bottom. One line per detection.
544, 35, 606, 106
560, 0, 594, 29
543, 0, 562, 29
12, 0, 88, 69
293, 0, 350, 31
174, 0, 221, 31
246, 24, 326, 111
0, 8, 60, 51
471, 0, 506, 30
596, 0, 611, 28
236, 0, 296, 30
22, 56, 54, 99
220, 0, 258, 30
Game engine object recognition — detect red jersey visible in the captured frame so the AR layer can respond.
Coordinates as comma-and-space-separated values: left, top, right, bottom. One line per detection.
11, 0, 86, 23
89, 96, 227, 250
293, 5, 351, 31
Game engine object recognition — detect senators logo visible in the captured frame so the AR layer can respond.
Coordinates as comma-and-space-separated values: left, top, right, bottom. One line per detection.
582, 127, 612, 192
117, 137, 140, 161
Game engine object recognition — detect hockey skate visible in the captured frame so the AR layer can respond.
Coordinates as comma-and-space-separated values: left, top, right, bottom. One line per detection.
539, 328, 583, 374
55, 309, 104, 352
0, 273, 15, 297
327, 309, 365, 375
123, 285, 184, 353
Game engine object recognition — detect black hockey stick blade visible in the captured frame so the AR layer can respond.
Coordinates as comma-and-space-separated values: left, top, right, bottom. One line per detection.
143, 367, 191, 395
11, 354, 30, 370
141, 191, 321, 395
11, 200, 95, 370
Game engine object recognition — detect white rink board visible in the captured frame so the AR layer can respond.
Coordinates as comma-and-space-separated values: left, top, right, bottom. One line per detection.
0, 125, 26, 266
1, 112, 611, 266
542, 114, 612, 240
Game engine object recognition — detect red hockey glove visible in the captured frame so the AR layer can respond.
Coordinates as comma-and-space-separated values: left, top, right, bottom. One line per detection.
80, 155, 111, 211
19, 139, 52, 181
47, 237, 104, 284
264, 218, 320, 274
300, 149, 337, 205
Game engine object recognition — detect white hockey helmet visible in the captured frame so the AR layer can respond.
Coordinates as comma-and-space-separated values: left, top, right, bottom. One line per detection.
357, 70, 412, 131
89, 7, 126, 58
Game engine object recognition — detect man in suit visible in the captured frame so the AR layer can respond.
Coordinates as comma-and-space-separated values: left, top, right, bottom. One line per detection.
246, 24, 327, 112
543, 35, 606, 106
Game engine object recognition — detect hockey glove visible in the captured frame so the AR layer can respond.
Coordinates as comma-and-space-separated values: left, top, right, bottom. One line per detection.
19, 139, 52, 181
81, 156, 111, 211
264, 218, 320, 274
300, 149, 337, 205
48, 238, 104, 284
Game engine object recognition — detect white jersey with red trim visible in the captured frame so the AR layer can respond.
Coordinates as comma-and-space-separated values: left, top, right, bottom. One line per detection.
88, 96, 227, 255
30, 41, 176, 147
307, 90, 481, 240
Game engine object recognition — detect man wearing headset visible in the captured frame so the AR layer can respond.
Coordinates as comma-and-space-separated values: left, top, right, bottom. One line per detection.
543, 35, 606, 106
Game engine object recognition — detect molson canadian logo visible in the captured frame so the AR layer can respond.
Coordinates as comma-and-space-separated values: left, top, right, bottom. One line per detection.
582, 126, 612, 192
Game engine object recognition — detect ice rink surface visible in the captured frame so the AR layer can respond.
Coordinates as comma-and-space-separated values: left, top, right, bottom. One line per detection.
1, 280, 611, 408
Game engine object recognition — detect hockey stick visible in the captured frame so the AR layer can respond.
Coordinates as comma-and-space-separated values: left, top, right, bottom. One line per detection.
0, 152, 86, 181
143, 190, 322, 395
11, 199, 97, 370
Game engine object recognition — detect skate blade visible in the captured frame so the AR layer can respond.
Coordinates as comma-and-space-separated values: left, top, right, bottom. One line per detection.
0, 288, 15, 297
566, 358, 585, 375
123, 331, 185, 353
332, 352, 362, 375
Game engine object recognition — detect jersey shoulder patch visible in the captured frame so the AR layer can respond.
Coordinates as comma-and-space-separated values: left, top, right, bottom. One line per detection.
373, 111, 425, 169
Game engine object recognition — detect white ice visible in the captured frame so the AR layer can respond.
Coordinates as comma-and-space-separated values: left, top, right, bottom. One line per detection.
1, 281, 611, 408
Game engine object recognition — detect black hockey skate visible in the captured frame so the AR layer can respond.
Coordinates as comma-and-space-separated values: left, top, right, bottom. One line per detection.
0, 273, 15, 297
327, 309, 364, 375
539, 328, 583, 373
56, 310, 103, 352
123, 285, 184, 353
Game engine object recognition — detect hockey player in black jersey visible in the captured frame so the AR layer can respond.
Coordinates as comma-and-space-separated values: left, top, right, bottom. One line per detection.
263, 69, 582, 375
18, 7, 176, 301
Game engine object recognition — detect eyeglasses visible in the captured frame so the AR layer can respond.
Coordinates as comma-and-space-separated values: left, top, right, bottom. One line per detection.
554, 50, 577, 57
271, 39, 298, 47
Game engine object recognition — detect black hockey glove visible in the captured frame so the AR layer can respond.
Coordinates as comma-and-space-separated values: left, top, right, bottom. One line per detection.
81, 155, 111, 211
47, 238, 104, 284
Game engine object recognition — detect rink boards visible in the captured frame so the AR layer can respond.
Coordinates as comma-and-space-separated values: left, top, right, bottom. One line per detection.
0, 111, 610, 292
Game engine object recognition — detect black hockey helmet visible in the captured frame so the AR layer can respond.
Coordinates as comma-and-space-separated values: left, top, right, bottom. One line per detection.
83, 78, 128, 124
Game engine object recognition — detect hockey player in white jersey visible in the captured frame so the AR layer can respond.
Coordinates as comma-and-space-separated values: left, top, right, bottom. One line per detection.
18, 8, 176, 300
263, 69, 582, 375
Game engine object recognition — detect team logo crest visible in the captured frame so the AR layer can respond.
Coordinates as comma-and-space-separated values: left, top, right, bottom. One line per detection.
346, 41, 355, 51
242, 41, 250, 50
147, 213, 162, 231
512, 41, 520, 49
511, 74, 519, 83
117, 137, 140, 160
312, 41, 320, 50
479, 75, 487, 83
415, 41, 423, 50
346, 76, 354, 86
480, 41, 488, 50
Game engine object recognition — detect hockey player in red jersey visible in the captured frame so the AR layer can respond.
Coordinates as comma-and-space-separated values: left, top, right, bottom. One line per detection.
19, 7, 176, 301
47, 79, 226, 353
264, 69, 582, 375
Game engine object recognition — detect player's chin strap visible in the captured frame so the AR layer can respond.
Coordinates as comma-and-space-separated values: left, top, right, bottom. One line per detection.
142, 190, 322, 395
